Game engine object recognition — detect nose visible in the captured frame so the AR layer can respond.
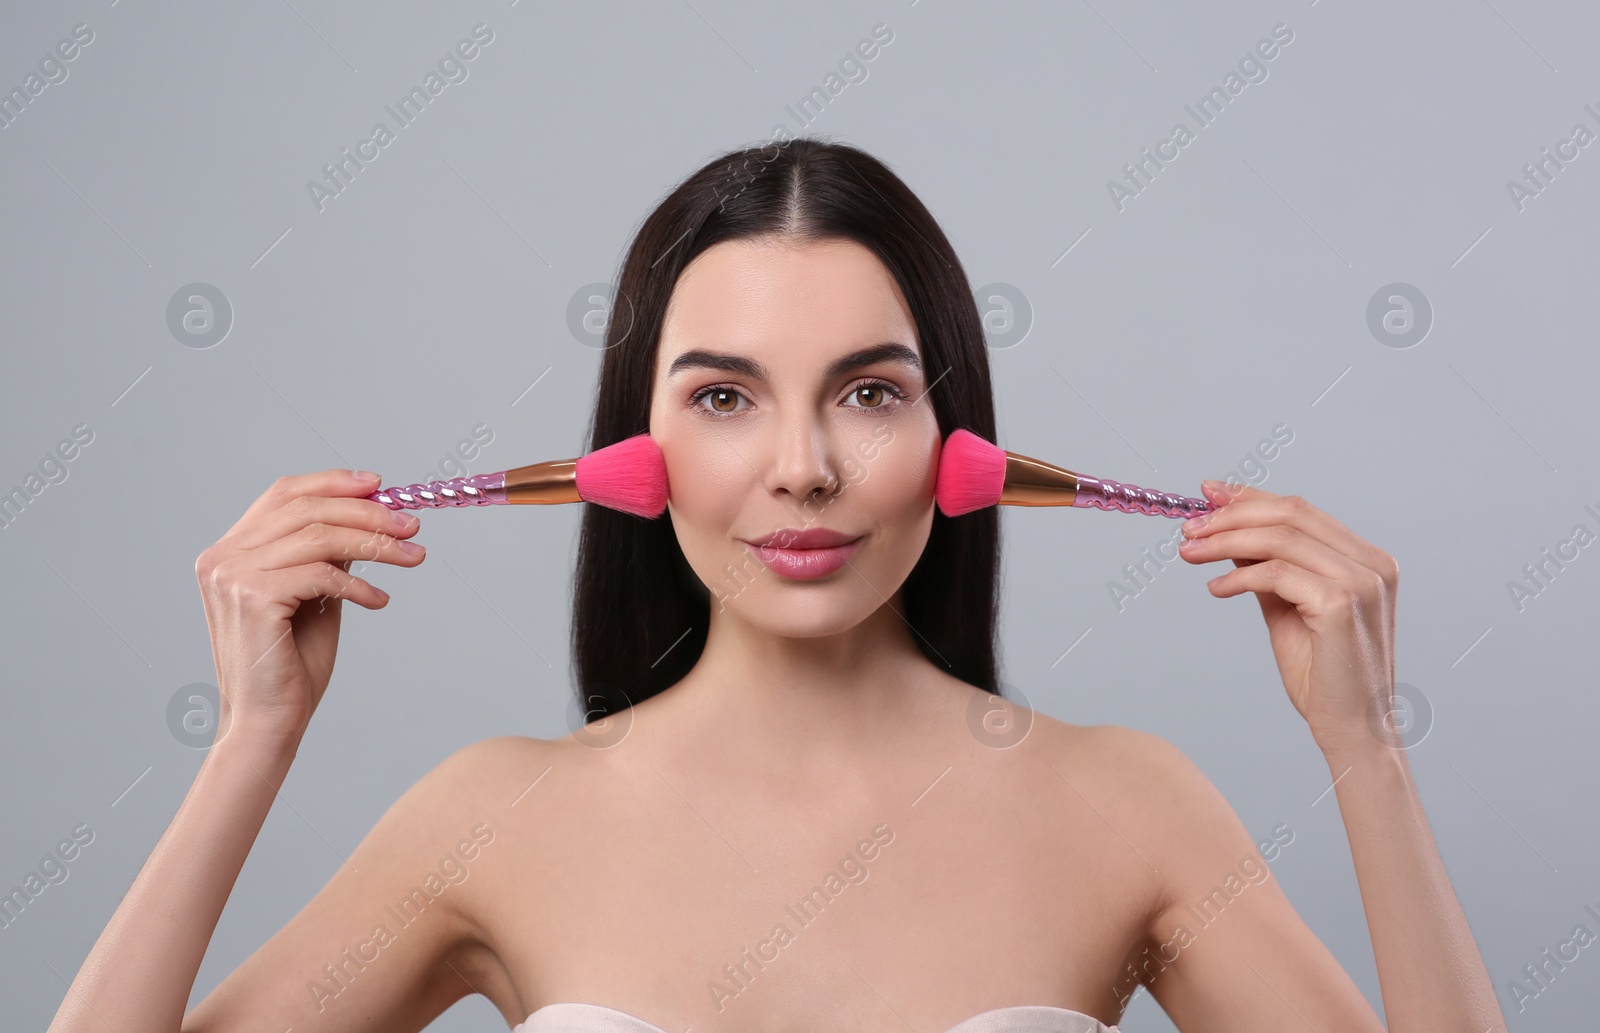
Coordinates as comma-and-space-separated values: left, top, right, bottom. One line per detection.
764, 411, 843, 507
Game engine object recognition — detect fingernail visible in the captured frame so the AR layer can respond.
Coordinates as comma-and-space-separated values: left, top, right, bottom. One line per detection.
1183, 514, 1209, 534
397, 540, 425, 557
395, 511, 419, 530
354, 470, 381, 483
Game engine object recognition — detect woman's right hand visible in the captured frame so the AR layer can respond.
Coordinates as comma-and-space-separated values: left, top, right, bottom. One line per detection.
194, 469, 425, 750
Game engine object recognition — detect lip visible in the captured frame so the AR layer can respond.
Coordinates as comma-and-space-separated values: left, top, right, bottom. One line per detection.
746, 527, 860, 549
739, 528, 865, 580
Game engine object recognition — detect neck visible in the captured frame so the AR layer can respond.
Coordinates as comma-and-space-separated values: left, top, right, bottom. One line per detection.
657, 592, 936, 770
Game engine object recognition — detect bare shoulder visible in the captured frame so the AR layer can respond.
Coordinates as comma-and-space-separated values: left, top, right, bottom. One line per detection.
365, 733, 563, 876
1020, 715, 1251, 870
391, 734, 571, 917
431, 733, 560, 787
1019, 710, 1198, 788
415, 733, 586, 842
1050, 722, 1280, 913
1024, 723, 1384, 1030
395, 734, 570, 1023
925, 681, 1220, 829
1077, 724, 1252, 844
389, 734, 557, 832
180, 733, 566, 1033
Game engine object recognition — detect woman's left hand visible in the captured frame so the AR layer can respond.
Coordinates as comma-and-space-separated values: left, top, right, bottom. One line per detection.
1177, 479, 1399, 754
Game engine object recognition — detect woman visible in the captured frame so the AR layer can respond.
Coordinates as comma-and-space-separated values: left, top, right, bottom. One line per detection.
50, 139, 1504, 1033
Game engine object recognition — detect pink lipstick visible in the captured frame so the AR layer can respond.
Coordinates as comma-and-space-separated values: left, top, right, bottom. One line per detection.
740, 528, 864, 580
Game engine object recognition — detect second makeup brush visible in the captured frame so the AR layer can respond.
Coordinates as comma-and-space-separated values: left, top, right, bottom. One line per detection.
933, 429, 1213, 519
366, 433, 669, 518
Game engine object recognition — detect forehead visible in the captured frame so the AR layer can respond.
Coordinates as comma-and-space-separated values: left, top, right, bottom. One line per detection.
657, 237, 918, 367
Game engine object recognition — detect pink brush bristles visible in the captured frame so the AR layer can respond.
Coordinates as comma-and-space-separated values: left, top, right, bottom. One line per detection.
933, 427, 1213, 519
575, 433, 670, 518
934, 429, 1007, 517
368, 432, 671, 518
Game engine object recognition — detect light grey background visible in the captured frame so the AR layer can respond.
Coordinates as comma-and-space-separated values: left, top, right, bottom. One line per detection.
2, 0, 1596, 1029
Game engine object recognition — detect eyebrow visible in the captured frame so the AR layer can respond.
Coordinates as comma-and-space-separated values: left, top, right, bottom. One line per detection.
666, 341, 923, 382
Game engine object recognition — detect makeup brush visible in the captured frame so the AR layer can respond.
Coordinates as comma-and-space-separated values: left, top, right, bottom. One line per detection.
367, 432, 669, 518
934, 429, 1214, 519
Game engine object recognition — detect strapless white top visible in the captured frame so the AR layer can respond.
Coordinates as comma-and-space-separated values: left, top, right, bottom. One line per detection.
513, 1002, 1120, 1032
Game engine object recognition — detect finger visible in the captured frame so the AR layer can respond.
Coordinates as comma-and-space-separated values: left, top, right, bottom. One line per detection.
250, 522, 425, 572
226, 469, 384, 538
265, 559, 390, 609
1194, 483, 1388, 576
1180, 524, 1366, 583
230, 493, 419, 552
1204, 556, 1346, 617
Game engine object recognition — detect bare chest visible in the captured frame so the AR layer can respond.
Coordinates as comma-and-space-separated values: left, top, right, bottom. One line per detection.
464, 739, 1160, 1032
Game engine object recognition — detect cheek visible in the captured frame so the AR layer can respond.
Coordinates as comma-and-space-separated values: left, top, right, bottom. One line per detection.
658, 424, 752, 538
856, 428, 939, 520
656, 428, 748, 575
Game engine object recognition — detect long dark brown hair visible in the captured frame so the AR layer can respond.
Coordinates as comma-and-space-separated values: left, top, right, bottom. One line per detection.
571, 136, 1001, 721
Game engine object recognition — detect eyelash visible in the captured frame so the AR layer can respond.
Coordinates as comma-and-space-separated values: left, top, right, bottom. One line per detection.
688, 379, 909, 419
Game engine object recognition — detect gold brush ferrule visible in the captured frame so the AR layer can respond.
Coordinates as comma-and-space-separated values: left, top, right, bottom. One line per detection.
502, 458, 583, 505
997, 450, 1081, 507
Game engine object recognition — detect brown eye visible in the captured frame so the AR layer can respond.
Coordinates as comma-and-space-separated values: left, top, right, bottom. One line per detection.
693, 387, 748, 415
844, 381, 903, 410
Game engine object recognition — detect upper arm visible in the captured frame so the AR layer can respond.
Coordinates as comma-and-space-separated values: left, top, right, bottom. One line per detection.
181, 736, 534, 1033
1107, 728, 1385, 1033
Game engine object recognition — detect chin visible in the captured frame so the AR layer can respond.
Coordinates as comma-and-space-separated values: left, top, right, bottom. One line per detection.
713, 578, 885, 637
686, 528, 925, 635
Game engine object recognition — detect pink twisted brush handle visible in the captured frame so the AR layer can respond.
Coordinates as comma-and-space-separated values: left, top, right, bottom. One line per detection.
1073, 474, 1214, 518
370, 473, 508, 510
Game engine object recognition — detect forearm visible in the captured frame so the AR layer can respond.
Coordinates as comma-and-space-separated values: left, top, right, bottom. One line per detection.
49, 731, 301, 1033
1320, 737, 1505, 1033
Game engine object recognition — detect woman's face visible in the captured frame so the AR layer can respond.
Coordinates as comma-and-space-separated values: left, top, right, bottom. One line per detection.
648, 235, 942, 637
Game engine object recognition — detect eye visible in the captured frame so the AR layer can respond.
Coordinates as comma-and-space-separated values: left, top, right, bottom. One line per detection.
689, 385, 750, 416
687, 378, 909, 419
843, 379, 908, 411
